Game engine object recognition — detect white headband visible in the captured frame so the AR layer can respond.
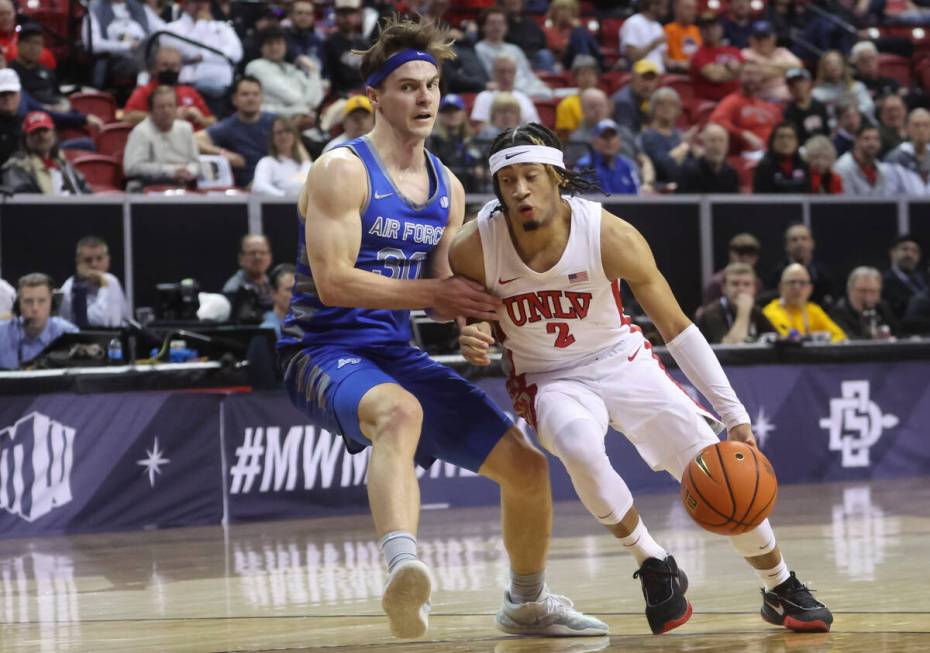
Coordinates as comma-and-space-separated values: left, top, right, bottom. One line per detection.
488, 145, 565, 176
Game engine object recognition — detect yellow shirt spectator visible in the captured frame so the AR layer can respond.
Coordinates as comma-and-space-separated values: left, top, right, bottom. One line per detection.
555, 94, 582, 135
762, 299, 847, 342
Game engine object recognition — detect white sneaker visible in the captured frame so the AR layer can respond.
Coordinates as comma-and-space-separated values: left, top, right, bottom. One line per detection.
496, 586, 608, 637
382, 560, 432, 639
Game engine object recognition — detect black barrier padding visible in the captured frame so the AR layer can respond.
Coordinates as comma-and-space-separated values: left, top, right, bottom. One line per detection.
711, 202, 803, 281
603, 201, 702, 314
261, 201, 300, 270
908, 201, 930, 254
131, 203, 248, 310
0, 202, 124, 292
809, 203, 897, 291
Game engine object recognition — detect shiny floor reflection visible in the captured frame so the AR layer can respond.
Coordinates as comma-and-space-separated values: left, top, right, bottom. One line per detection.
1, 478, 928, 652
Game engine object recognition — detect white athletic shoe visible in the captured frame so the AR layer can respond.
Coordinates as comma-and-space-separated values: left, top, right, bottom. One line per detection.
496, 586, 609, 637
382, 560, 432, 639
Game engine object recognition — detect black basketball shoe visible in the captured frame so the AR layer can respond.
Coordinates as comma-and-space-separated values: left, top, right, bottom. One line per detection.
760, 571, 833, 632
632, 555, 692, 634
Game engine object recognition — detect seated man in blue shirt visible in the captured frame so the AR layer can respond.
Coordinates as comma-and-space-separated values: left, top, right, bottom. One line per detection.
0, 273, 78, 369
574, 119, 641, 194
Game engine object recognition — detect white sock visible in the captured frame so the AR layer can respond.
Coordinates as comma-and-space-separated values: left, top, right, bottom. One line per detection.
619, 517, 667, 566
509, 569, 546, 604
756, 558, 790, 591
380, 531, 418, 574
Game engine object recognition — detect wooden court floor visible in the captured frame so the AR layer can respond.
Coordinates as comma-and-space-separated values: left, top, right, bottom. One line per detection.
1, 477, 929, 652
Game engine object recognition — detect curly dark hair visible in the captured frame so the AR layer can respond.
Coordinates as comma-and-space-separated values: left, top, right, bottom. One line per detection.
488, 122, 600, 210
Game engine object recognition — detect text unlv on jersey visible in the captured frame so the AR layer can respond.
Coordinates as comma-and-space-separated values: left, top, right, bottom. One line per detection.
504, 291, 594, 326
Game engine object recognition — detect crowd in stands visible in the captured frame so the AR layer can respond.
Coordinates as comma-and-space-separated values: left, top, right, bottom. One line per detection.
3, 0, 930, 366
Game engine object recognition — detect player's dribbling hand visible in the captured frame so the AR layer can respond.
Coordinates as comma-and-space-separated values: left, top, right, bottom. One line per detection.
459, 321, 494, 366
727, 423, 757, 448
432, 277, 502, 322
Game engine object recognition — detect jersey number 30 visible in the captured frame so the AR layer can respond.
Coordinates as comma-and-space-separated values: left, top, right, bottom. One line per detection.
546, 322, 576, 348
377, 247, 427, 280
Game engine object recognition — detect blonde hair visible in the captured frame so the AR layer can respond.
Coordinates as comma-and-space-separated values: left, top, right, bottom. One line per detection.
547, 0, 579, 21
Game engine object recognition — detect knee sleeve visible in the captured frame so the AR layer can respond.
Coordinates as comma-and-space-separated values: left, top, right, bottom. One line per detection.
729, 519, 776, 557
550, 418, 634, 525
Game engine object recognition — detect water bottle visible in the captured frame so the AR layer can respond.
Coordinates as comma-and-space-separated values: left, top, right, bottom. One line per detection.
107, 337, 124, 364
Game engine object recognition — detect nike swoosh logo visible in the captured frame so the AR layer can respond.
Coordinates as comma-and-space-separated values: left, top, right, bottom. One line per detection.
627, 344, 642, 361
498, 277, 519, 284
374, 191, 393, 200
767, 600, 785, 616
504, 151, 527, 160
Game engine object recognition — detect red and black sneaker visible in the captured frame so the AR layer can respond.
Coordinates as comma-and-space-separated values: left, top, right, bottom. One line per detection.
761, 571, 833, 633
632, 555, 692, 635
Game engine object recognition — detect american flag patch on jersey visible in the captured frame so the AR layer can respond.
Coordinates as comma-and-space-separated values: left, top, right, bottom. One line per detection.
568, 271, 589, 284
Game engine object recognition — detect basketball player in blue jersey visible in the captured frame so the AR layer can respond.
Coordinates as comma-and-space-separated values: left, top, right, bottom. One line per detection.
453, 123, 833, 635
277, 16, 606, 640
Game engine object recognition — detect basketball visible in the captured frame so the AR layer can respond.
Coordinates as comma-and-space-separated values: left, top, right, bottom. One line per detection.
680, 441, 778, 535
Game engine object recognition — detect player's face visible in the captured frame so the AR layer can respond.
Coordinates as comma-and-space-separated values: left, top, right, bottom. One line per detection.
374, 61, 440, 140
496, 163, 562, 232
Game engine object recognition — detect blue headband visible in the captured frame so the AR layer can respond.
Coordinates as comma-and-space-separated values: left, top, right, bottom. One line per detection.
365, 48, 439, 88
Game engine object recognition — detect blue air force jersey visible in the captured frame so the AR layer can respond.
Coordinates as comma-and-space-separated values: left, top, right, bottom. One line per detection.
278, 136, 451, 352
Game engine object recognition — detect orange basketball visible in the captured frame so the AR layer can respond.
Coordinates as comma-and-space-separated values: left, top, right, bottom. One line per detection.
680, 441, 778, 535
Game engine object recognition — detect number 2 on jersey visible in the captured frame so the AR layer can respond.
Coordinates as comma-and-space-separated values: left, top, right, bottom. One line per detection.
546, 322, 576, 348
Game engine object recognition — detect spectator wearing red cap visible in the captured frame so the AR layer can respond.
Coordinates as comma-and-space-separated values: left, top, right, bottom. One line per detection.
1, 111, 90, 195
690, 12, 743, 102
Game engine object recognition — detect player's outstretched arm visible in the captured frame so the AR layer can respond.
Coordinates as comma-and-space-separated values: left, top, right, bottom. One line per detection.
600, 210, 753, 441
448, 202, 496, 364
299, 151, 498, 321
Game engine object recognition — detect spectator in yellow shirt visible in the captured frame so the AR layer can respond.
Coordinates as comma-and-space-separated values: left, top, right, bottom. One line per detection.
763, 263, 847, 342
555, 54, 600, 140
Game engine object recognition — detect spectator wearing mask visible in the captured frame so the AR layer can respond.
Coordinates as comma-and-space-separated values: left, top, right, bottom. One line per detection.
766, 223, 836, 306
722, 0, 754, 49
470, 55, 540, 129
804, 135, 843, 194
752, 122, 811, 193
850, 40, 902, 103
245, 27, 323, 124
883, 235, 927, 321
123, 86, 200, 190
0, 273, 78, 370
834, 124, 899, 197
833, 101, 861, 157
0, 0, 56, 68
640, 86, 695, 186
696, 262, 775, 343
84, 0, 164, 91
475, 7, 552, 100
8, 24, 69, 112
196, 77, 276, 187
620, 0, 667, 73
260, 263, 295, 338
876, 93, 908, 157
676, 123, 741, 193
763, 263, 847, 342
782, 67, 829, 144
427, 94, 480, 191
475, 92, 523, 141
829, 266, 898, 339
504, 0, 555, 71
322, 0, 370, 96
574, 119, 641, 194
252, 117, 312, 196
58, 236, 130, 328
885, 108, 930, 195
612, 58, 661, 134
812, 50, 874, 120
740, 20, 801, 104
322, 95, 373, 153
702, 232, 764, 303
164, 0, 243, 111
123, 46, 215, 129
2, 112, 90, 195
555, 55, 600, 139
708, 62, 783, 157
543, 0, 602, 70
664, 0, 702, 73
690, 11, 743, 103
223, 234, 273, 310
285, 0, 324, 75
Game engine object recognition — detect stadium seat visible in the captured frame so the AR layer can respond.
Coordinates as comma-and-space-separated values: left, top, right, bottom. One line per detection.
661, 74, 695, 107
916, 57, 930, 92
539, 71, 573, 88
459, 92, 477, 115
534, 99, 558, 128
60, 148, 85, 162
878, 53, 912, 88
94, 122, 133, 159
693, 100, 718, 127
70, 90, 118, 124
599, 18, 623, 52
73, 154, 123, 192
600, 71, 629, 96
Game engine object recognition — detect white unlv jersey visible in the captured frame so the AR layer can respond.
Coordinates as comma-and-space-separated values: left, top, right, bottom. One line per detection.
476, 195, 641, 376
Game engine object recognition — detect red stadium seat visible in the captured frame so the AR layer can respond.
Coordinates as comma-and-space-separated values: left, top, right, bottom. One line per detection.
661, 74, 695, 107
534, 99, 557, 128
878, 53, 912, 89
693, 100, 718, 127
599, 18, 623, 52
70, 90, 118, 124
73, 154, 123, 192
459, 92, 477, 115
539, 71, 573, 88
60, 148, 86, 162
600, 71, 629, 96
94, 122, 133, 159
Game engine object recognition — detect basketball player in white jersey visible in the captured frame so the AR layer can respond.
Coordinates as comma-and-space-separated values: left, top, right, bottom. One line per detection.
450, 123, 833, 634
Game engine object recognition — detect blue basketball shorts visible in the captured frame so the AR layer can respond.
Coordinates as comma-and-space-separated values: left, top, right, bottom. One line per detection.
282, 344, 512, 472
